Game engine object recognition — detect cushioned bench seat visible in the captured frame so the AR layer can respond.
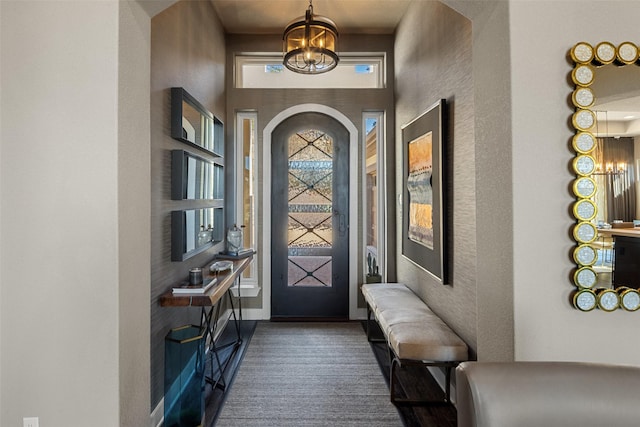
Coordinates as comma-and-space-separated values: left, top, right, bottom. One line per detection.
362, 282, 468, 405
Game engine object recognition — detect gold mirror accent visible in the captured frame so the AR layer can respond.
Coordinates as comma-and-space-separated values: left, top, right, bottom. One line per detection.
574, 267, 598, 289
571, 132, 596, 154
573, 244, 597, 266
616, 42, 639, 65
570, 42, 595, 64
596, 288, 619, 311
572, 177, 596, 198
619, 287, 640, 311
572, 154, 596, 176
571, 64, 595, 86
569, 41, 640, 312
573, 199, 597, 221
573, 288, 597, 311
594, 42, 616, 65
572, 87, 595, 109
573, 221, 597, 244
572, 109, 596, 130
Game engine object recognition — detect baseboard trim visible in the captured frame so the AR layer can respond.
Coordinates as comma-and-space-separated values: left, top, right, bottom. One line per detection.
150, 397, 163, 427
239, 308, 266, 320
242, 307, 370, 321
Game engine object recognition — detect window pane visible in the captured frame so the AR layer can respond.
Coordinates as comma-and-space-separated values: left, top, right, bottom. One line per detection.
364, 113, 385, 281
236, 55, 384, 89
237, 113, 257, 281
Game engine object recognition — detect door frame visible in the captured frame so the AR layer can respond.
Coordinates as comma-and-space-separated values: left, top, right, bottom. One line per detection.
261, 104, 362, 320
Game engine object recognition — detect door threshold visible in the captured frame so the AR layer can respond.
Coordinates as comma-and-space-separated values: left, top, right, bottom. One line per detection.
270, 316, 350, 322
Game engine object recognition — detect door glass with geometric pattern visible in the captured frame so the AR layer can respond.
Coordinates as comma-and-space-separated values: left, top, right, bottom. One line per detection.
288, 128, 333, 287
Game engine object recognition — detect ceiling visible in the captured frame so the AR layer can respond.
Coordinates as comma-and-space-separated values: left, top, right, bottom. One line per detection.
174, 1, 640, 136
210, 0, 413, 34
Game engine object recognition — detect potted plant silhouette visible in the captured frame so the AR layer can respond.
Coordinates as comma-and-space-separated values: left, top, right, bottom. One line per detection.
366, 253, 382, 283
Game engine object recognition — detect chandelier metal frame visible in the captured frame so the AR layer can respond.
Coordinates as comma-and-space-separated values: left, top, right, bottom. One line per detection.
283, 0, 339, 74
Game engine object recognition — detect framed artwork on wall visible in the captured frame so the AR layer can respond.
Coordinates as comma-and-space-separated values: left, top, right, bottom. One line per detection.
401, 99, 448, 284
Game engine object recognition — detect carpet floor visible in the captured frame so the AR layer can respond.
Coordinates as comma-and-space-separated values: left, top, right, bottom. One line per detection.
215, 321, 403, 426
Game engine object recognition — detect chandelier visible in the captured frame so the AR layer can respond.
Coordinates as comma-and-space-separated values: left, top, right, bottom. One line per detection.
283, 0, 339, 74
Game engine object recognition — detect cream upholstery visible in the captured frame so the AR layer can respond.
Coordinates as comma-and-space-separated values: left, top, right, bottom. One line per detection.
362, 283, 469, 404
388, 321, 468, 361
456, 361, 640, 427
362, 283, 468, 361
361, 282, 412, 312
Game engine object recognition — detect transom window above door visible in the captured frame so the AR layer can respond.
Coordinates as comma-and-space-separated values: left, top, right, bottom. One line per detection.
235, 54, 385, 89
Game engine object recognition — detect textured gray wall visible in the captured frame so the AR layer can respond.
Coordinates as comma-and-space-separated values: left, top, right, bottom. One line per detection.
150, 0, 227, 408
394, 1, 479, 357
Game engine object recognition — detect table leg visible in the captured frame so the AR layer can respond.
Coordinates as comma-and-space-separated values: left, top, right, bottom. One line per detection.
199, 282, 244, 392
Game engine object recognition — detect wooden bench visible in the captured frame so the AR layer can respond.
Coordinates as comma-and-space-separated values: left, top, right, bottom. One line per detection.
362, 283, 468, 405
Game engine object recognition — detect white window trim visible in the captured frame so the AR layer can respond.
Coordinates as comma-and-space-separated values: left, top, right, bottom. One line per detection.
362, 112, 387, 282
235, 53, 386, 89
235, 111, 258, 287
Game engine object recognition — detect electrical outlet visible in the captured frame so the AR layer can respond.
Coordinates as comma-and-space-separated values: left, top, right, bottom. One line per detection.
23, 417, 39, 427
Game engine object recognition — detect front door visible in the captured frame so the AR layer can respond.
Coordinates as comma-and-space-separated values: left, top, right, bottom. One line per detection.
271, 112, 350, 319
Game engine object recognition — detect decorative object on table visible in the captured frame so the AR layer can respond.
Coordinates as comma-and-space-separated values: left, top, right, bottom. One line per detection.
401, 99, 448, 284
172, 278, 217, 295
226, 224, 243, 254
189, 267, 203, 285
283, 0, 339, 74
197, 225, 213, 247
366, 253, 382, 283
217, 248, 255, 260
210, 260, 234, 273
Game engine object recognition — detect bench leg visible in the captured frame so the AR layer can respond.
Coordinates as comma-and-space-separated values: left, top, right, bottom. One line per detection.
389, 354, 457, 406
365, 304, 386, 343
366, 305, 373, 341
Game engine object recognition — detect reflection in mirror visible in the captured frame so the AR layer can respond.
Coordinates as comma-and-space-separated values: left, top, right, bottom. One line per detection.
172, 150, 224, 200
591, 65, 640, 225
182, 100, 212, 150
171, 87, 223, 155
171, 207, 224, 261
570, 42, 640, 311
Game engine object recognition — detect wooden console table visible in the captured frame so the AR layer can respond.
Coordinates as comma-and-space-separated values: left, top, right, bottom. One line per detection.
159, 254, 254, 392
159, 255, 253, 308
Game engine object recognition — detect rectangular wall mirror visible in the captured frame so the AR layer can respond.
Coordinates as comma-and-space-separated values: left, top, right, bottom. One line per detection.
171, 87, 223, 156
171, 150, 224, 200
171, 207, 224, 261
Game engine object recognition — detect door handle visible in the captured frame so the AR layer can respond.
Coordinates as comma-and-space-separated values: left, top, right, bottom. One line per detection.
334, 209, 347, 235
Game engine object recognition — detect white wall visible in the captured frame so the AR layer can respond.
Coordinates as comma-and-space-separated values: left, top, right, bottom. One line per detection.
510, 1, 640, 364
118, 1, 152, 425
1, 1, 152, 426
0, 2, 3, 421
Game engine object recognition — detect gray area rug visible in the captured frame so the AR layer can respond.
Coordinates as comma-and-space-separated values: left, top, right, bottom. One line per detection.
216, 322, 403, 426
